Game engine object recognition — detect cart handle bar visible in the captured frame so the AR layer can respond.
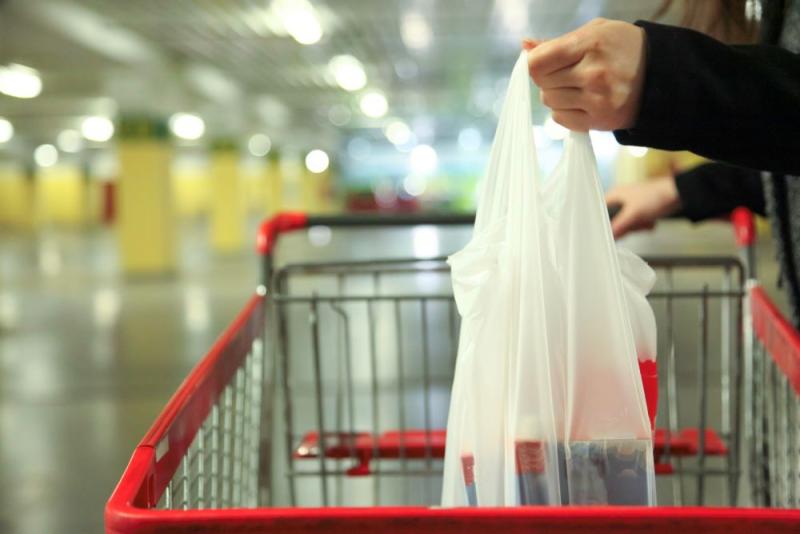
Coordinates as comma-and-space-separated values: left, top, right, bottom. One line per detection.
256, 209, 757, 256
256, 212, 476, 256
731, 207, 756, 248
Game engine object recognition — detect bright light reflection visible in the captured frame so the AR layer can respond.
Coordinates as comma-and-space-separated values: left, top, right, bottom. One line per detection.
308, 225, 332, 247
305, 149, 329, 173
57, 129, 83, 153
0, 118, 13, 143
409, 144, 437, 175
403, 174, 427, 197
412, 225, 440, 258
0, 63, 42, 99
328, 55, 367, 92
93, 288, 120, 328
81, 116, 114, 142
169, 113, 205, 141
276, 0, 323, 45
248, 133, 272, 157
627, 146, 649, 158
184, 286, 210, 332
384, 120, 411, 145
401, 12, 432, 49
34, 144, 58, 168
359, 91, 388, 118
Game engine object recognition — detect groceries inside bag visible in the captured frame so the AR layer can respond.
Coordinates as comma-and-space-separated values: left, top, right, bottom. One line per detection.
441, 52, 657, 507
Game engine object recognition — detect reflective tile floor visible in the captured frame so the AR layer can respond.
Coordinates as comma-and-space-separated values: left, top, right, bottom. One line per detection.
0, 217, 782, 533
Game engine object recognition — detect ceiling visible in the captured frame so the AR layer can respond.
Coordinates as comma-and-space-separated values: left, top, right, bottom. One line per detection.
0, 0, 675, 157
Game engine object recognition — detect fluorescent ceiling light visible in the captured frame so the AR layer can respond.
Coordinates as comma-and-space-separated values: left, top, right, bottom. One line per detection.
81, 116, 115, 142
34, 144, 58, 167
0, 64, 42, 99
0, 118, 13, 143
275, 0, 323, 45
57, 129, 83, 153
384, 120, 411, 146
328, 55, 367, 92
248, 134, 272, 157
409, 144, 437, 175
305, 149, 329, 173
401, 12, 432, 50
169, 113, 205, 141
359, 91, 388, 118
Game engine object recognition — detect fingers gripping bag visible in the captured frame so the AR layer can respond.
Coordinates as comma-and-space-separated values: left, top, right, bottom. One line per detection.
441, 52, 657, 507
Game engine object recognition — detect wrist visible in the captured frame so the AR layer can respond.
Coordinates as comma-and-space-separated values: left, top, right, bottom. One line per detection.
655, 176, 682, 216
620, 25, 647, 130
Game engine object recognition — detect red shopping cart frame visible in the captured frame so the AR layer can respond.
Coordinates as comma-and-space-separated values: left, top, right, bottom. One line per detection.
751, 286, 800, 395
106, 211, 800, 533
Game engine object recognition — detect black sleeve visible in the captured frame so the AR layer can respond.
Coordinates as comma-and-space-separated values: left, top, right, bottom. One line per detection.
673, 162, 766, 222
614, 21, 800, 176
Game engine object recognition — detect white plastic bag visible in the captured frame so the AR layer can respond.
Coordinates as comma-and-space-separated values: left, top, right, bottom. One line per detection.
441, 52, 656, 507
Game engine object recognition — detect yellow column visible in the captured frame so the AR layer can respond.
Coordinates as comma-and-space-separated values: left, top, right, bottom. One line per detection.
302, 168, 335, 213
209, 140, 245, 253
0, 162, 33, 228
263, 153, 283, 216
117, 116, 176, 274
241, 159, 264, 214
279, 152, 304, 211
171, 154, 210, 219
35, 163, 86, 225
644, 149, 706, 178
614, 147, 648, 186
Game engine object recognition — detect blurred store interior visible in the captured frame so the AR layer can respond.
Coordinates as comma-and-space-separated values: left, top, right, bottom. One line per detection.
0, 1, 782, 533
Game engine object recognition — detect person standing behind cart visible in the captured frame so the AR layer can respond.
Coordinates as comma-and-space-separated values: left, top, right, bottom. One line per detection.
523, 0, 800, 326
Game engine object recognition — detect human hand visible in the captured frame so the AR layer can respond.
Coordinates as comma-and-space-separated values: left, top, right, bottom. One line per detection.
523, 18, 646, 131
605, 177, 682, 239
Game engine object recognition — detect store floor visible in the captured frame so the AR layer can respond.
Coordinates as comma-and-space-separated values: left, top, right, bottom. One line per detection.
0, 216, 781, 533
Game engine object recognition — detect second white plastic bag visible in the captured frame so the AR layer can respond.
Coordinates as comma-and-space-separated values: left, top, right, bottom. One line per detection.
441, 52, 656, 507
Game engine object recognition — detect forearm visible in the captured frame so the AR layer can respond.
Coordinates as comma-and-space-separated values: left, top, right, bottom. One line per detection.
615, 21, 800, 175
673, 162, 765, 222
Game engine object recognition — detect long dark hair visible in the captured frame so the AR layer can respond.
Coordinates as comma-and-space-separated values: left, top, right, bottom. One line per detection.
655, 0, 760, 43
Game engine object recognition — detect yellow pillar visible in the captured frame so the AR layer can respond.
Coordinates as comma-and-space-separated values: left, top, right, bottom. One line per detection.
614, 148, 647, 186
0, 162, 33, 228
34, 163, 86, 225
209, 140, 245, 253
241, 159, 264, 214
644, 149, 706, 178
279, 152, 304, 211
302, 168, 335, 213
171, 154, 210, 219
117, 116, 176, 274
263, 154, 283, 216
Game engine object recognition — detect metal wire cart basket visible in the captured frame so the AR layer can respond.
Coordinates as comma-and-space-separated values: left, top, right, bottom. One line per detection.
106, 211, 800, 533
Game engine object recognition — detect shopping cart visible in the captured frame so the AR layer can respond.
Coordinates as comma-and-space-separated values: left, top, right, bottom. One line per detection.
106, 211, 800, 533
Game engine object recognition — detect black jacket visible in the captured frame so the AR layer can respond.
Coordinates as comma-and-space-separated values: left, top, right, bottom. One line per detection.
613, 1, 800, 325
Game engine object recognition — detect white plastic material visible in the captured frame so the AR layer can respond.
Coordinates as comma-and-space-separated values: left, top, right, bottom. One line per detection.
442, 53, 657, 507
